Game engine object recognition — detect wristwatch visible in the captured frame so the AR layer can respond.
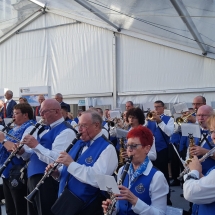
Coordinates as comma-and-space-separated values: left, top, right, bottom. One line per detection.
186, 174, 198, 181
1, 139, 7, 145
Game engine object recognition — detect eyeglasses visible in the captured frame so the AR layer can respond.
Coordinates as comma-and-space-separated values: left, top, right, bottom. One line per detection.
209, 130, 215, 135
154, 106, 163, 108
78, 123, 94, 129
196, 114, 210, 118
192, 103, 203, 106
39, 109, 57, 115
13, 112, 22, 116
125, 144, 142, 150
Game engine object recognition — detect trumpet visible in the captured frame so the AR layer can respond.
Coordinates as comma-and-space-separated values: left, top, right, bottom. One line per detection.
105, 156, 133, 215
175, 109, 197, 125
178, 146, 215, 180
0, 119, 43, 175
25, 133, 82, 203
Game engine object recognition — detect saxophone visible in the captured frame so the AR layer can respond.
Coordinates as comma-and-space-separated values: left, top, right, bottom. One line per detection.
105, 156, 133, 215
187, 133, 195, 164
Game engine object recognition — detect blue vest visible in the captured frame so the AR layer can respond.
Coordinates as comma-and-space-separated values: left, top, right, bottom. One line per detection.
147, 115, 170, 152
0, 120, 33, 178
59, 136, 109, 202
170, 132, 182, 145
118, 167, 157, 215
27, 122, 70, 178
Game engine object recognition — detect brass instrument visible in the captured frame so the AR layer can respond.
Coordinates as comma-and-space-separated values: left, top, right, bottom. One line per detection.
105, 156, 133, 215
25, 133, 82, 203
178, 146, 215, 180
117, 137, 126, 171
175, 109, 197, 125
177, 133, 195, 180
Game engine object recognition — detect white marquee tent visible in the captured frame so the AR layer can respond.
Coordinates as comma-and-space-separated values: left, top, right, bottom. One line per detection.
0, 0, 215, 109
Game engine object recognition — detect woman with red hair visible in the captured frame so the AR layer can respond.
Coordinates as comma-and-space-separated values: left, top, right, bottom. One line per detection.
102, 126, 168, 215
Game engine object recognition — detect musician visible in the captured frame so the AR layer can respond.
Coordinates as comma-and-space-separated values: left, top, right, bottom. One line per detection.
34, 94, 45, 117
183, 114, 215, 215
61, 105, 77, 129
20, 99, 76, 215
126, 107, 156, 161
47, 110, 118, 215
4, 90, 17, 118
54, 93, 70, 112
103, 108, 109, 121
0, 103, 36, 215
102, 126, 168, 215
74, 109, 83, 124
125, 101, 134, 111
180, 105, 215, 175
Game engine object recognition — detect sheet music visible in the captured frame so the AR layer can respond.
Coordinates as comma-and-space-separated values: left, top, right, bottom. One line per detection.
181, 123, 201, 138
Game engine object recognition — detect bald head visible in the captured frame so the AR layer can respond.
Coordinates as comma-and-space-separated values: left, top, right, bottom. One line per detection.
192, 96, 206, 110
197, 105, 214, 129
40, 99, 62, 124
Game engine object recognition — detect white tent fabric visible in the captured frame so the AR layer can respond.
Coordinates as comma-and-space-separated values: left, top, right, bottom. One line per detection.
0, 0, 215, 107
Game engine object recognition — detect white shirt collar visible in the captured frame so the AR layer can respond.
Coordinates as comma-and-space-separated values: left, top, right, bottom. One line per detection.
49, 117, 64, 129
142, 160, 153, 176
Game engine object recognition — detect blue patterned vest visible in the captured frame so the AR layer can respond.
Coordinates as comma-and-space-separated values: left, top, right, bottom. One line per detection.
27, 122, 70, 178
59, 136, 109, 202
147, 115, 171, 152
118, 167, 157, 215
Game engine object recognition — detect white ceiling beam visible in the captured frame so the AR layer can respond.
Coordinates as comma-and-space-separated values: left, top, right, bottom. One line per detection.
0, 9, 45, 44
170, 0, 207, 55
74, 0, 121, 32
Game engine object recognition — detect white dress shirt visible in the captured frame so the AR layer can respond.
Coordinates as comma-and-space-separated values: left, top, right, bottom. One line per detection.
157, 116, 174, 137
183, 169, 215, 204
22, 118, 76, 164
117, 160, 168, 215
67, 130, 118, 188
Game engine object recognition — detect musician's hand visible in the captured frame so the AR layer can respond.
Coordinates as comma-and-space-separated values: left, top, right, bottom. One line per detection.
121, 151, 128, 159
23, 135, 38, 148
0, 132, 5, 142
45, 163, 60, 179
116, 185, 138, 206
56, 151, 74, 167
188, 155, 202, 174
102, 199, 112, 213
4, 141, 15, 152
12, 143, 25, 155
190, 146, 208, 157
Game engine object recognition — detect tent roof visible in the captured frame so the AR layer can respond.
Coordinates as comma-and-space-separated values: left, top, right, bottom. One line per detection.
1, 0, 215, 56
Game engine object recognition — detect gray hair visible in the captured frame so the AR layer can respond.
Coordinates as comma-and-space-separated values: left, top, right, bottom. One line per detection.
84, 109, 102, 129
6, 90, 13, 96
55, 93, 63, 98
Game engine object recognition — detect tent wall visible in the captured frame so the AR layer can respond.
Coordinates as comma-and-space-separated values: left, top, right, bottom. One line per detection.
0, 13, 114, 104
116, 34, 215, 107
0, 12, 215, 107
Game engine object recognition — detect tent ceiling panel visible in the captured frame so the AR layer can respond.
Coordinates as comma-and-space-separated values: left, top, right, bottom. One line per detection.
1, 0, 215, 55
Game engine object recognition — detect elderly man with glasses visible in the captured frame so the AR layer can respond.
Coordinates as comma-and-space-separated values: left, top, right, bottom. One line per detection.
46, 109, 118, 215
18, 99, 77, 215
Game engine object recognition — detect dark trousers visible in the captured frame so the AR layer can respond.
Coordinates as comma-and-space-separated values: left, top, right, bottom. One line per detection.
27, 174, 59, 215
2, 178, 27, 215
153, 147, 172, 205
170, 144, 181, 180
0, 183, 3, 215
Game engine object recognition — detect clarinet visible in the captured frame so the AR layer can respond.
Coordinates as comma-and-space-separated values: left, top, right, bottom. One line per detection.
0, 119, 43, 175
25, 132, 82, 203
105, 156, 133, 215
1, 119, 15, 132
178, 146, 215, 180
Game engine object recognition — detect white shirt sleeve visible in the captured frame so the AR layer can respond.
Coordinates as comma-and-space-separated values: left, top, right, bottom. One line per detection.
131, 171, 168, 215
32, 129, 77, 164
148, 137, 157, 161
16, 125, 38, 160
183, 169, 215, 204
67, 144, 118, 187
158, 117, 174, 137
